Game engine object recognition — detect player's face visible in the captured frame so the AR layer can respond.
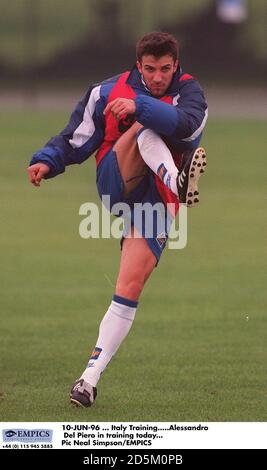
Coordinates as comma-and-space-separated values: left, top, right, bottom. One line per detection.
137, 54, 178, 97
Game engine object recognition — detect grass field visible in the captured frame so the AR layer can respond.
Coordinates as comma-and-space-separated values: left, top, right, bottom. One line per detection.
0, 112, 266, 422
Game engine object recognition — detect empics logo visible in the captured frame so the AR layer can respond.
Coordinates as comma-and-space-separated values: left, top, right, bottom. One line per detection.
4, 430, 17, 438
3, 429, 53, 443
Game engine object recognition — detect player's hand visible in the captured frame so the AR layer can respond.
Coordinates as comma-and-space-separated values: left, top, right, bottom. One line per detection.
104, 98, 136, 120
27, 162, 50, 187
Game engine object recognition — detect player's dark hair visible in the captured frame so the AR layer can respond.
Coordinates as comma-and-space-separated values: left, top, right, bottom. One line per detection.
136, 31, 179, 62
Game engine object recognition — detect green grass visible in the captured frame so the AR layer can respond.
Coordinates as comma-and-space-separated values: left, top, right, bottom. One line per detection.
0, 112, 266, 422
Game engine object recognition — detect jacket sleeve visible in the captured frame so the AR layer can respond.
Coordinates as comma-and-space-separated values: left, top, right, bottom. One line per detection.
134, 78, 208, 145
29, 85, 105, 179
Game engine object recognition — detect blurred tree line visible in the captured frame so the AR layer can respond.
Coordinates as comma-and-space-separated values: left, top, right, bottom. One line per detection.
0, 0, 266, 87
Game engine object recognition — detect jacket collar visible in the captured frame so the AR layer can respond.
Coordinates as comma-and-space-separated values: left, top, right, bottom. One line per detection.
126, 64, 183, 96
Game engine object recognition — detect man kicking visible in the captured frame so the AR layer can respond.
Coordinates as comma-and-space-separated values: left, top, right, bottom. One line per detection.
27, 31, 208, 407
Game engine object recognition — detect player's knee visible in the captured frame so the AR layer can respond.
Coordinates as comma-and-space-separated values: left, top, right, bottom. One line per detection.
131, 121, 143, 135
116, 278, 145, 301
136, 128, 160, 152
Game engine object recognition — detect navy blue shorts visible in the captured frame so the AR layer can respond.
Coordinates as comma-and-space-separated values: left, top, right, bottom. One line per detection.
96, 149, 174, 262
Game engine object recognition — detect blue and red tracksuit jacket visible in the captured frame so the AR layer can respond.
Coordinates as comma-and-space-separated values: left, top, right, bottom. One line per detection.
30, 65, 208, 206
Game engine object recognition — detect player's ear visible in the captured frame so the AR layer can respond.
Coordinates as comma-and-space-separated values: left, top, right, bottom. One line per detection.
136, 61, 142, 73
173, 60, 179, 72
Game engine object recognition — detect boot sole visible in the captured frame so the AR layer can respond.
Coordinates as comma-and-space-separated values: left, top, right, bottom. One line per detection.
70, 397, 91, 408
186, 147, 207, 207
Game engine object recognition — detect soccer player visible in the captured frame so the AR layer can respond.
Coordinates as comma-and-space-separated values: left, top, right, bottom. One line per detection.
27, 32, 208, 407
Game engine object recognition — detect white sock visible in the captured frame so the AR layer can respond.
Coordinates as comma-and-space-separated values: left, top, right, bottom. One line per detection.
137, 128, 178, 195
81, 296, 137, 387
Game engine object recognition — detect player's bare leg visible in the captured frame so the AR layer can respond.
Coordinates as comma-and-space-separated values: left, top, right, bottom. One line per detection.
70, 227, 156, 407
115, 226, 157, 300
113, 121, 148, 196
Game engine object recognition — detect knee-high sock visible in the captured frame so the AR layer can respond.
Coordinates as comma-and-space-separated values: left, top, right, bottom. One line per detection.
81, 295, 137, 387
137, 128, 178, 196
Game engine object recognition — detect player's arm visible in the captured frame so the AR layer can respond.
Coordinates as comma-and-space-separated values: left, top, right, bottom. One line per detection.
28, 85, 105, 186
133, 79, 208, 143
